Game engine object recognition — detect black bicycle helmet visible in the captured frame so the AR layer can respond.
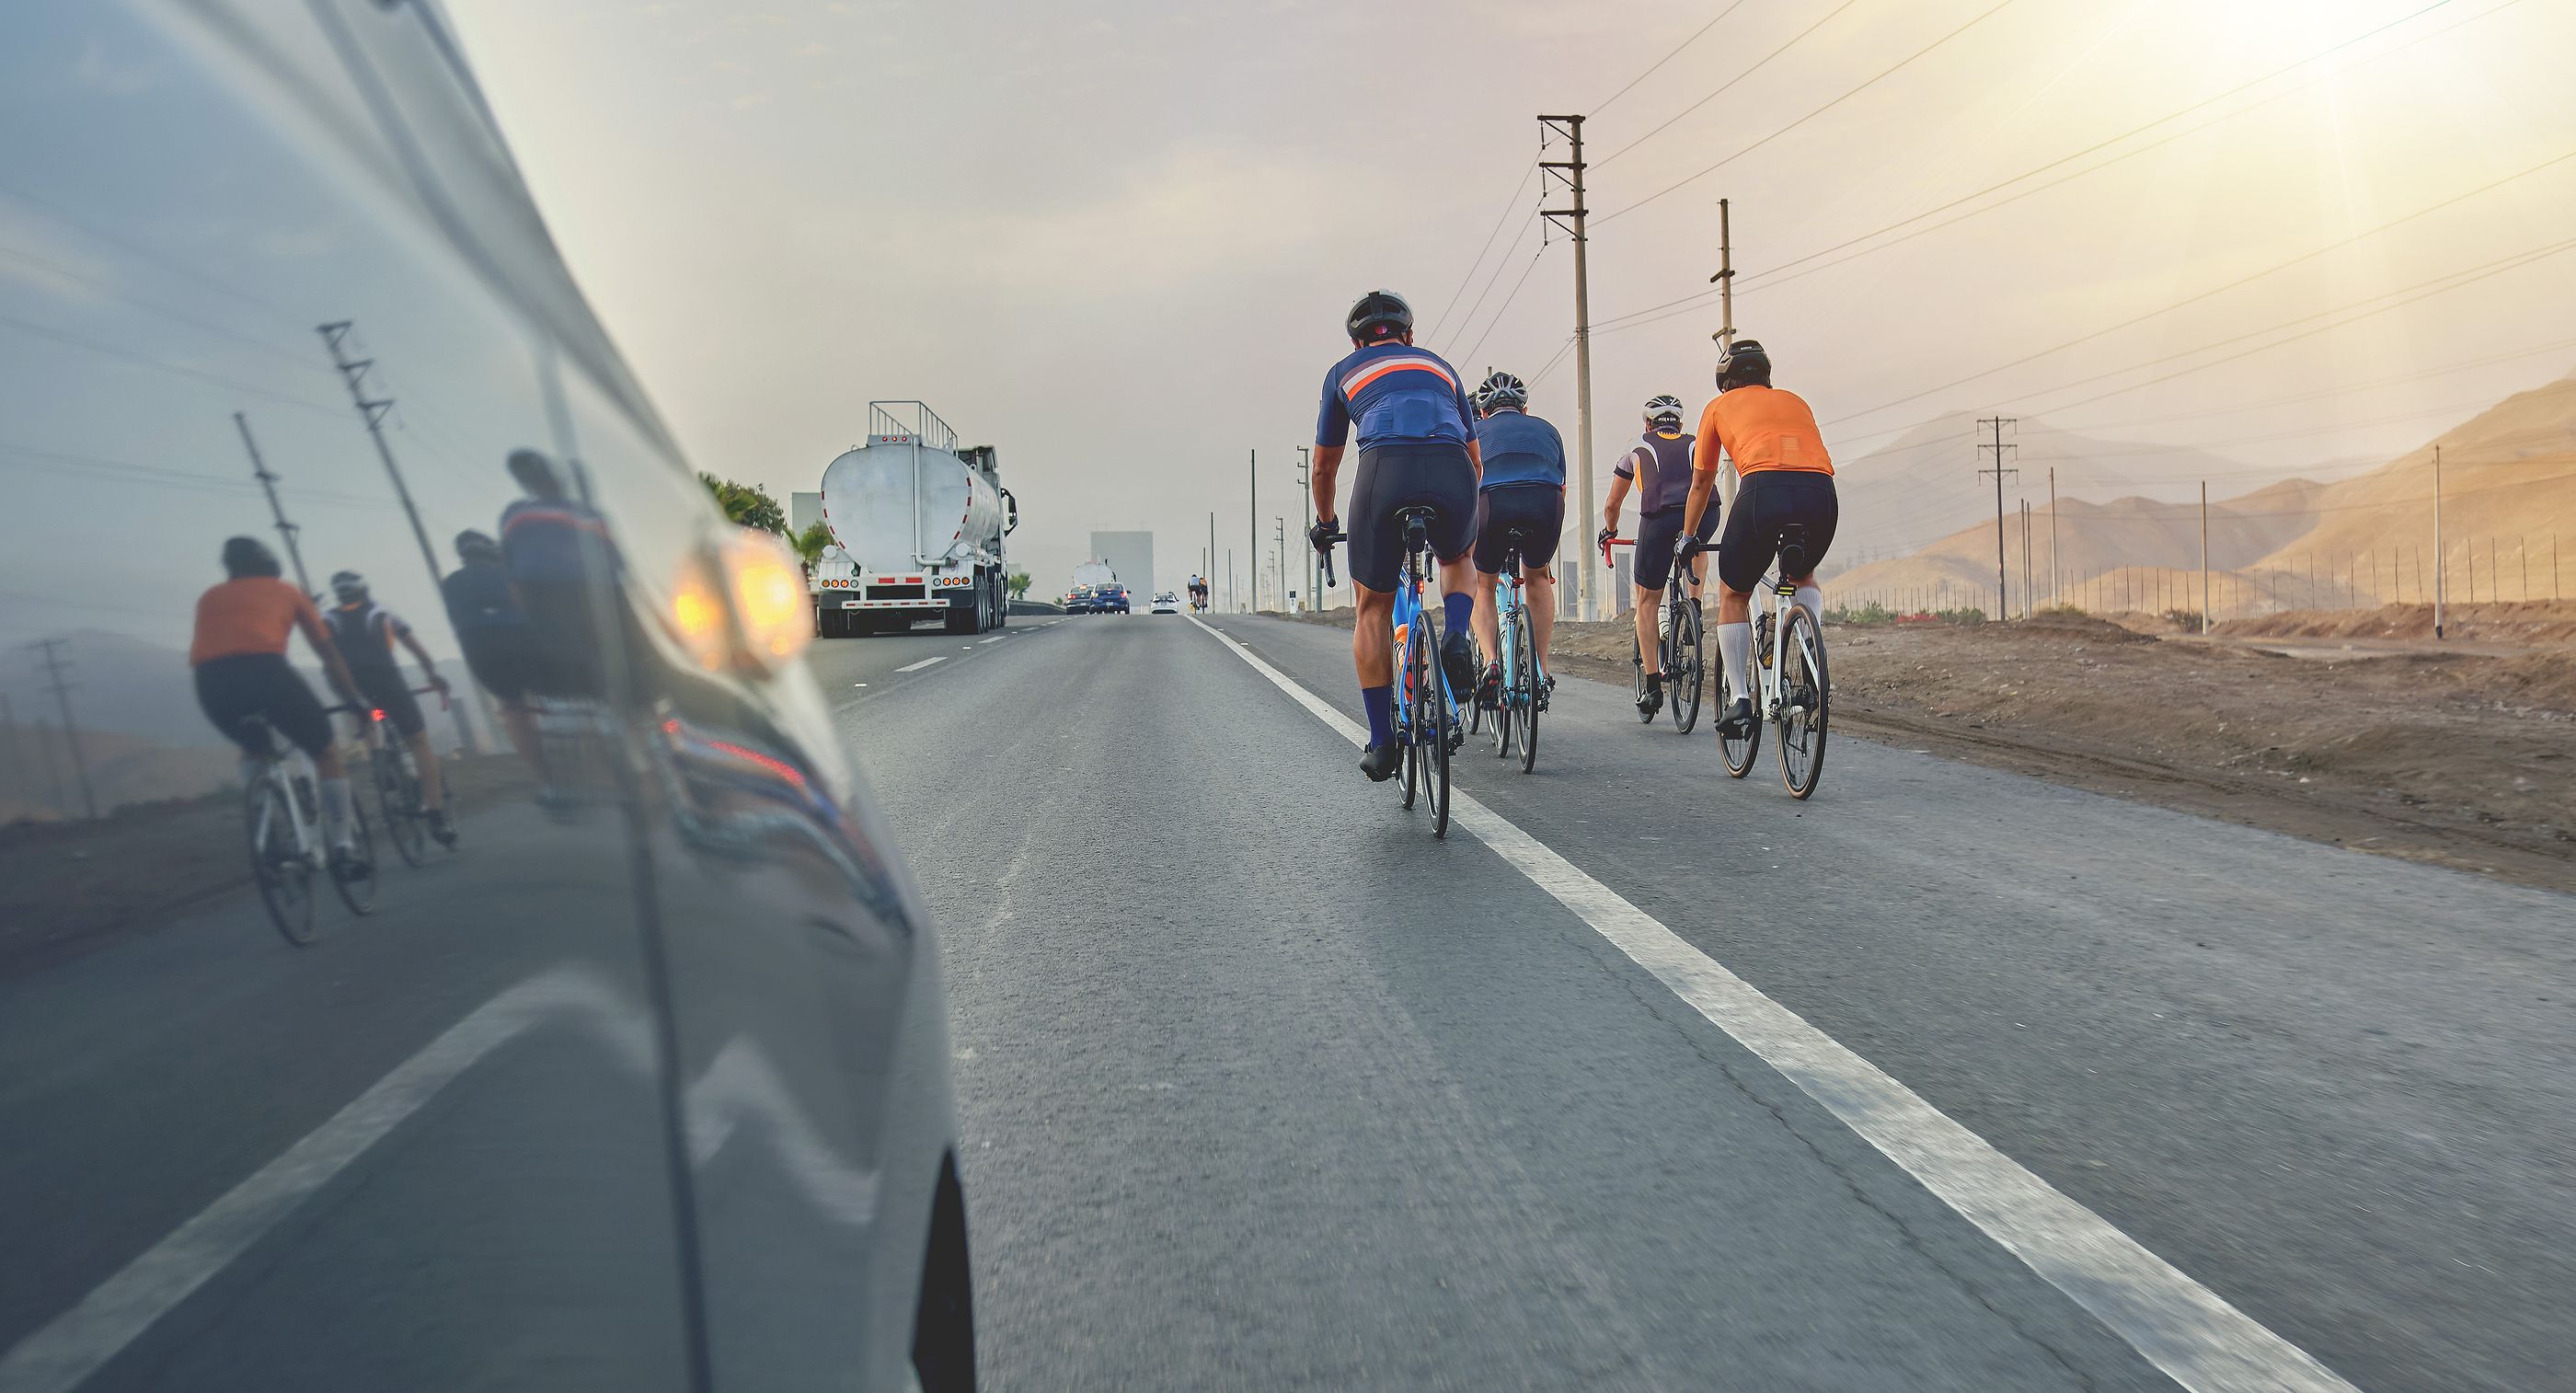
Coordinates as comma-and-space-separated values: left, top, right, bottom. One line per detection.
1346, 290, 1414, 344
221, 535, 281, 580
454, 528, 501, 563
1715, 337, 1771, 391
1476, 370, 1528, 413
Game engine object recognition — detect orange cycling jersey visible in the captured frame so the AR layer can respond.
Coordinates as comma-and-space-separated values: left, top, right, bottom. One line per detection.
190, 577, 331, 665
1691, 385, 1833, 478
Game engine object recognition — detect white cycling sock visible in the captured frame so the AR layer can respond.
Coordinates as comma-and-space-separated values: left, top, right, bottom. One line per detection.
320, 777, 355, 849
1717, 622, 1753, 704
1794, 584, 1823, 630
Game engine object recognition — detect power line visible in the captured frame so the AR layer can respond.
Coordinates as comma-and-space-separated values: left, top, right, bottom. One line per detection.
1595, 0, 1864, 168
1830, 233, 2576, 426
1592, 2, 1751, 116
0, 313, 345, 417
1426, 162, 1538, 340
1600, 0, 2021, 225
2058, 335, 2576, 430
1459, 243, 1555, 368
1830, 146, 2576, 424
1586, 0, 2501, 331
1443, 217, 1541, 355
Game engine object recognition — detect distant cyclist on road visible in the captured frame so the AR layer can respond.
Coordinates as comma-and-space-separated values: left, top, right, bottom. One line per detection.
1305, 290, 1483, 782
190, 536, 369, 877
1465, 370, 1564, 704
1676, 339, 1838, 737
1599, 394, 1711, 721
326, 570, 455, 846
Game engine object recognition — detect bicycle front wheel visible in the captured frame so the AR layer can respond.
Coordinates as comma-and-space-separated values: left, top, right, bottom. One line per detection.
247, 777, 315, 947
1670, 596, 1704, 734
332, 797, 379, 915
1775, 605, 1830, 799
1512, 608, 1538, 775
377, 747, 428, 867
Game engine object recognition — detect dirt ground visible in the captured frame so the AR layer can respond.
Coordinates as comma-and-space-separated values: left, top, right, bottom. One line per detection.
0, 754, 538, 977
1282, 603, 2576, 892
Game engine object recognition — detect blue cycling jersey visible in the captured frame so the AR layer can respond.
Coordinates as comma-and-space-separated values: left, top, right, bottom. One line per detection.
1473, 409, 1567, 490
1315, 342, 1477, 452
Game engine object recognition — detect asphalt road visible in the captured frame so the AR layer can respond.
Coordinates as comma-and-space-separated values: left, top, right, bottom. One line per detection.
819, 610, 2575, 1392
3, 609, 2563, 1391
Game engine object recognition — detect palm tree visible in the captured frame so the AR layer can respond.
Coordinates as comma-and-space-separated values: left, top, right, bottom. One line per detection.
791, 520, 834, 581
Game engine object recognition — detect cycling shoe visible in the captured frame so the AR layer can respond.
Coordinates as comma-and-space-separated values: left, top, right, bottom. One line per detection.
427, 808, 457, 847
1717, 697, 1756, 738
1360, 743, 1403, 782
1636, 684, 1663, 723
1439, 627, 1478, 698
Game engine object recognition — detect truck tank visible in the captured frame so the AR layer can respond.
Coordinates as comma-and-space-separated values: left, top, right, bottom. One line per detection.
819, 443, 1006, 573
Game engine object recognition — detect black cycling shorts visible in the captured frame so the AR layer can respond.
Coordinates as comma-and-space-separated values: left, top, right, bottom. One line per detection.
195, 652, 331, 758
460, 626, 542, 704
1717, 470, 1839, 594
1472, 483, 1564, 574
1345, 443, 1477, 593
351, 666, 426, 738
1632, 504, 1719, 592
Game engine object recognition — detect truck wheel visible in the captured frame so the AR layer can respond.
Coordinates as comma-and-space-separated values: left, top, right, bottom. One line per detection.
945, 605, 974, 635
819, 610, 843, 639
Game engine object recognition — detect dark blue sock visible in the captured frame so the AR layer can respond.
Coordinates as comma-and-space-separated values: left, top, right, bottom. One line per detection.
1361, 685, 1394, 745
1443, 591, 1473, 638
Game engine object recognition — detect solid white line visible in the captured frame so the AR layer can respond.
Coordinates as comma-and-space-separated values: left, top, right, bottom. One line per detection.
1180, 614, 2359, 1393
977, 636, 1005, 645
0, 967, 878, 1393
893, 656, 947, 673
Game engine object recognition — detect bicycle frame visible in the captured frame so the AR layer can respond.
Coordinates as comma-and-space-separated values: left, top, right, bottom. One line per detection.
1387, 532, 1459, 732
249, 746, 324, 869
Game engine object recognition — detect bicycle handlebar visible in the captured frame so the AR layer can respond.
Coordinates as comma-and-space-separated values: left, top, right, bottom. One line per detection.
1600, 535, 1633, 570
1313, 528, 1348, 589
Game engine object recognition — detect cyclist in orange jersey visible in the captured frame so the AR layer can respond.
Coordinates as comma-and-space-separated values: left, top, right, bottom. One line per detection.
1676, 339, 1839, 738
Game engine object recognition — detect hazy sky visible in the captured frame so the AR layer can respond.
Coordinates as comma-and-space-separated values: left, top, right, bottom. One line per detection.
299, 1, 2576, 596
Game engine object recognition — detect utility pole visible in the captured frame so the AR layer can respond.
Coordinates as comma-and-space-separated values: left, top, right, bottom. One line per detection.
1248, 449, 1257, 615
1539, 114, 1596, 621
1208, 512, 1217, 612
1274, 517, 1287, 612
1297, 447, 1315, 611
1976, 417, 2018, 620
0, 693, 20, 808
2199, 481, 2211, 634
1709, 196, 1736, 351
2432, 444, 2446, 639
318, 323, 443, 596
27, 638, 98, 819
2047, 466, 2059, 606
236, 412, 314, 597
1227, 547, 1236, 612
2020, 501, 2033, 619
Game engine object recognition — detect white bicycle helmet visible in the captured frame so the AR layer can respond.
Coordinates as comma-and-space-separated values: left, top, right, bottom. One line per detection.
1643, 394, 1686, 429
1476, 370, 1529, 413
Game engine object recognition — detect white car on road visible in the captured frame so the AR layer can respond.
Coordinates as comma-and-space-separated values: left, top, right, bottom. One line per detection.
1150, 592, 1180, 615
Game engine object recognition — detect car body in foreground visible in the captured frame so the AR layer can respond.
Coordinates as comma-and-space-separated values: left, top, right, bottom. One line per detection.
0, 6, 972, 1390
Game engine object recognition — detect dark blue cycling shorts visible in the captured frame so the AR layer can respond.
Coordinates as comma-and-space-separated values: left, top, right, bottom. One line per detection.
1472, 483, 1563, 574
1346, 443, 1476, 593
1633, 504, 1719, 591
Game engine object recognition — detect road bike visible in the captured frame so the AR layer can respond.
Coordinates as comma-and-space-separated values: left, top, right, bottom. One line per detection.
354, 685, 455, 866
238, 714, 377, 946
1602, 532, 1707, 733
1317, 506, 1461, 837
1474, 524, 1546, 774
1714, 524, 1831, 799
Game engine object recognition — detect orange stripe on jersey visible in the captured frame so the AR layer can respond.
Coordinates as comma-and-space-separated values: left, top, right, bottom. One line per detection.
1341, 355, 1457, 397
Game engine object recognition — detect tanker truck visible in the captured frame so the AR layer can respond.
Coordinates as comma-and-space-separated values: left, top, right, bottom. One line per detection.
808, 402, 1018, 637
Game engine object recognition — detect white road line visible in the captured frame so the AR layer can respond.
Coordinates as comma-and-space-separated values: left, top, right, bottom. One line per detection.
0, 966, 877, 1393
893, 656, 947, 673
1181, 614, 2359, 1393
977, 636, 1005, 645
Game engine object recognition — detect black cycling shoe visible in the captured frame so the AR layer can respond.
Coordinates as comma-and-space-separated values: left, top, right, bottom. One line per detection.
1537, 673, 1555, 711
1717, 697, 1756, 738
1636, 681, 1663, 723
1479, 662, 1503, 706
1439, 627, 1478, 698
427, 808, 457, 847
1360, 742, 1403, 782
329, 845, 373, 882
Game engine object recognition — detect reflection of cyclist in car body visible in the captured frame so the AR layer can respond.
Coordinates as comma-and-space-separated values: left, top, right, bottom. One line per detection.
1305, 291, 1484, 783
500, 448, 624, 701
326, 570, 455, 846
1463, 370, 1564, 704
1677, 339, 1838, 738
1600, 394, 1711, 721
443, 528, 545, 769
190, 537, 370, 876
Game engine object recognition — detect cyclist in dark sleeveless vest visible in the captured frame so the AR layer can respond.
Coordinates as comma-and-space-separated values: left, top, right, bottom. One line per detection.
1598, 395, 1714, 720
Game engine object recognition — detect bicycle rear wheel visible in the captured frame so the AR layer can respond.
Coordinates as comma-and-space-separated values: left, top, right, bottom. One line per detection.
1416, 611, 1451, 837
331, 795, 379, 915
1718, 635, 1760, 778
1489, 616, 1513, 758
1397, 625, 1420, 811
377, 746, 428, 867
1775, 605, 1830, 799
1512, 609, 1538, 775
1670, 595, 1704, 734
247, 777, 315, 947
